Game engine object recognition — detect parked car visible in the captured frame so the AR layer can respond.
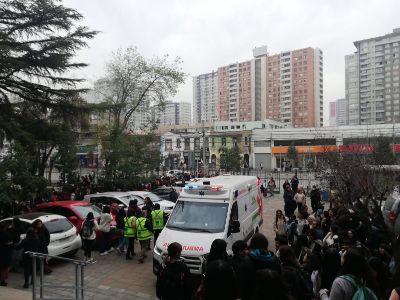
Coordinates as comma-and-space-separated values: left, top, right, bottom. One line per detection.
0, 212, 82, 258
151, 186, 181, 201
127, 191, 175, 214
383, 187, 400, 236
83, 192, 143, 209
34, 201, 121, 242
34, 201, 105, 230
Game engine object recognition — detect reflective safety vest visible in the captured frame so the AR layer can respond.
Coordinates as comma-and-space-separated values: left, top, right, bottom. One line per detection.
124, 216, 136, 237
136, 217, 152, 240
151, 209, 165, 230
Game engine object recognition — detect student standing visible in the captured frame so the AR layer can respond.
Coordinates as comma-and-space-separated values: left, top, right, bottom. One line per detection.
81, 212, 99, 262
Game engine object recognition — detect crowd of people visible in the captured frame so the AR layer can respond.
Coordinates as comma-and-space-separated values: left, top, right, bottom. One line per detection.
2, 173, 400, 299
0, 218, 52, 288
156, 177, 400, 300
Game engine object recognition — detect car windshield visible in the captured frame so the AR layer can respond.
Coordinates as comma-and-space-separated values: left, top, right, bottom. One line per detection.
44, 218, 73, 234
73, 205, 101, 219
166, 200, 228, 233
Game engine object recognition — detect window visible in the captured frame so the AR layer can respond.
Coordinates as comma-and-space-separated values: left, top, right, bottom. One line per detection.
222, 137, 226, 146
176, 139, 181, 148
184, 138, 190, 150
211, 138, 215, 147
165, 139, 172, 150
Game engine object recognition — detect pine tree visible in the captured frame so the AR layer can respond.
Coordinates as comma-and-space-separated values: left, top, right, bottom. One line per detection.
0, 0, 97, 139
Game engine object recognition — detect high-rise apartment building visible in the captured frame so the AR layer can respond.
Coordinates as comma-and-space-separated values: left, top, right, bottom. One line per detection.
217, 60, 252, 122
193, 71, 218, 123
263, 48, 323, 127
346, 28, 400, 125
194, 46, 323, 128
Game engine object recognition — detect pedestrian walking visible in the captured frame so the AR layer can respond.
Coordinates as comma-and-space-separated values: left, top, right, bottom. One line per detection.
124, 209, 136, 260
136, 209, 153, 263
151, 203, 166, 247
207, 239, 228, 265
284, 186, 296, 217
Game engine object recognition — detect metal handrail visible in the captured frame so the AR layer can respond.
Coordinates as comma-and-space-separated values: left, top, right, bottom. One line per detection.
26, 251, 88, 266
27, 251, 91, 300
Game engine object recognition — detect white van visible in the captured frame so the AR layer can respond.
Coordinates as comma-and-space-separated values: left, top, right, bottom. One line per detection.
153, 175, 263, 275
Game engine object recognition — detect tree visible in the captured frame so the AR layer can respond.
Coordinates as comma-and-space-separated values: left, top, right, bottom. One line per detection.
287, 142, 298, 168
219, 147, 242, 173
0, 0, 97, 180
95, 47, 185, 135
99, 133, 161, 190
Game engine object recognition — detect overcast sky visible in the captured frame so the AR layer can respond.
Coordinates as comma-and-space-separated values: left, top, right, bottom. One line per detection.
64, 0, 400, 122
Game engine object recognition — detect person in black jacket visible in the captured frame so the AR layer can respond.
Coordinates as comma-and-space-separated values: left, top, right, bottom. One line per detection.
310, 186, 321, 213
228, 240, 253, 300
32, 219, 51, 274
0, 223, 13, 286
284, 186, 296, 217
156, 242, 191, 300
16, 227, 40, 288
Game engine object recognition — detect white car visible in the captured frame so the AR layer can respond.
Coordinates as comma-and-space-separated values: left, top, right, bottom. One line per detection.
127, 191, 175, 214
0, 212, 82, 259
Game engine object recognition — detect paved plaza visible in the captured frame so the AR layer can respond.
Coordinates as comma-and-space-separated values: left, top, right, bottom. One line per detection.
1, 193, 284, 300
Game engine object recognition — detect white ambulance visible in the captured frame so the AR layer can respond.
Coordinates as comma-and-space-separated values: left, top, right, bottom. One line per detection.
153, 175, 263, 275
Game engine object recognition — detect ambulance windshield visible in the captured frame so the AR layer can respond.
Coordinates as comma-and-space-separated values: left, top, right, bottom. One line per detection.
166, 200, 228, 233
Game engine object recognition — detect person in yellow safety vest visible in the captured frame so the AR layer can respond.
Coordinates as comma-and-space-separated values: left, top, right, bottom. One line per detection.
150, 203, 166, 247
136, 209, 153, 264
124, 209, 136, 260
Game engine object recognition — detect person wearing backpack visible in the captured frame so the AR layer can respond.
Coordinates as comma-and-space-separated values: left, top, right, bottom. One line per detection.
156, 242, 191, 300
319, 247, 379, 300
81, 212, 99, 262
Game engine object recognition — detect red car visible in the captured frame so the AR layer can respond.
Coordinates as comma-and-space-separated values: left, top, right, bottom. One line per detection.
34, 201, 117, 231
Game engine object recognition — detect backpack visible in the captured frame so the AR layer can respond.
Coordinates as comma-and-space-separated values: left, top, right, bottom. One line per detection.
81, 220, 94, 238
340, 275, 378, 300
156, 262, 188, 299
294, 268, 314, 300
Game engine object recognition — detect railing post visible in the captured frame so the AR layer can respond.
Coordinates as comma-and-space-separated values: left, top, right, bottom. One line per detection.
32, 255, 36, 300
81, 265, 85, 300
39, 257, 44, 299
75, 264, 79, 299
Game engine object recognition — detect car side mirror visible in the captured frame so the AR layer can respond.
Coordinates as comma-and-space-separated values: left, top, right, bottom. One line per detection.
230, 220, 240, 234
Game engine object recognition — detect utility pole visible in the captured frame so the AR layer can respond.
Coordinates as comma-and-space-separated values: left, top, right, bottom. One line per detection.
202, 120, 206, 176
